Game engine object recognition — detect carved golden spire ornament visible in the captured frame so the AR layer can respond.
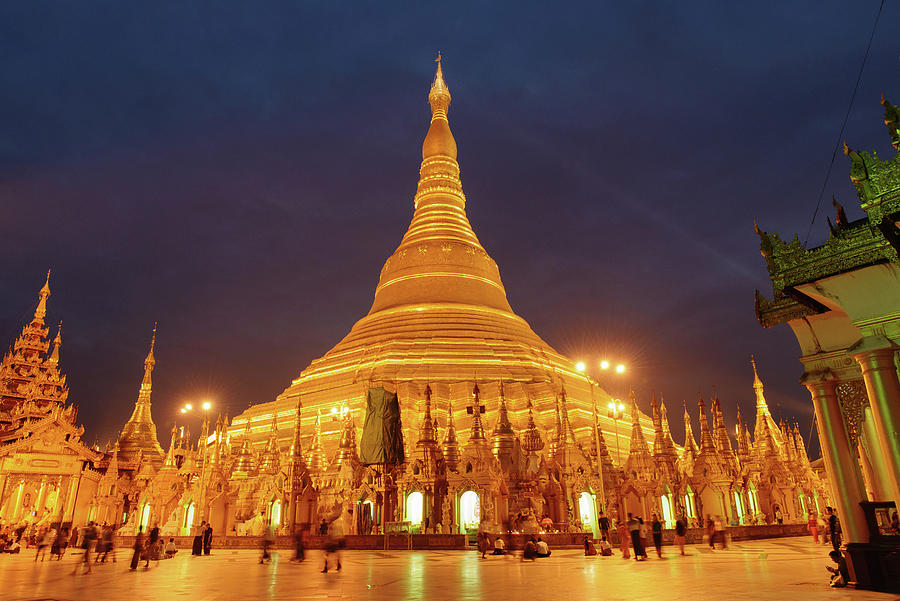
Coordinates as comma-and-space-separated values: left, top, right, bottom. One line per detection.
32, 269, 51, 325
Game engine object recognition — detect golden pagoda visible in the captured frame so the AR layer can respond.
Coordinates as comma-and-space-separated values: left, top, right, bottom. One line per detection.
0, 271, 72, 432
117, 325, 165, 466
231, 57, 654, 471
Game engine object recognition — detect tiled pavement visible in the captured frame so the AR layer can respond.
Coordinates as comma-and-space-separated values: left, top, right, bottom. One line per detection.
0, 537, 897, 601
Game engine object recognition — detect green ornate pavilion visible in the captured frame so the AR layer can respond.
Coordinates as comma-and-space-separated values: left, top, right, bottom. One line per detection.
755, 91, 900, 589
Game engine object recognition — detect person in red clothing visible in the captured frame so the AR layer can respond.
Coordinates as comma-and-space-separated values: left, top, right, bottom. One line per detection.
807, 512, 819, 544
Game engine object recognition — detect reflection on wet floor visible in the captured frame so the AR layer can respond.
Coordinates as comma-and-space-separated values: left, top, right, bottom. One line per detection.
0, 538, 892, 601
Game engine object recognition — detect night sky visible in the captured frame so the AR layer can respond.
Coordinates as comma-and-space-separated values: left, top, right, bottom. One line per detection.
1, 2, 898, 457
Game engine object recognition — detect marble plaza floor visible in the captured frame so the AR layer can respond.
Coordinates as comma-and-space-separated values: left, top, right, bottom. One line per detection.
0, 537, 897, 601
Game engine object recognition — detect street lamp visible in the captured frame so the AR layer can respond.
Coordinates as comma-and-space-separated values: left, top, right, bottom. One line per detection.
607, 398, 626, 522
607, 400, 626, 463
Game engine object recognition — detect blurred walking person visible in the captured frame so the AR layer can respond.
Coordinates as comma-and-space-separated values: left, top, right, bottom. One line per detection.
129, 527, 144, 571
617, 519, 631, 559
98, 524, 116, 563
651, 514, 663, 558
674, 515, 687, 556
627, 514, 644, 561
72, 522, 97, 574
260, 527, 275, 564
34, 527, 53, 562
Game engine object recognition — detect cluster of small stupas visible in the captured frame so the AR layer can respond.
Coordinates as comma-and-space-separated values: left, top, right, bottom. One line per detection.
0, 60, 828, 537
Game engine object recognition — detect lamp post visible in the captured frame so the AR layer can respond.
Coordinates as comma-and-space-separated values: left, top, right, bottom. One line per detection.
179, 401, 213, 525
577, 359, 626, 525
607, 399, 626, 521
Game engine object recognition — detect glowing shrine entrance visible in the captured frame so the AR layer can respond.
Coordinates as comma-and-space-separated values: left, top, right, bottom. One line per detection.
578, 492, 598, 537
460, 491, 480, 531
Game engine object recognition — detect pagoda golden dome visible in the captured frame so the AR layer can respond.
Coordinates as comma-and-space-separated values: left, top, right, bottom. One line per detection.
232, 57, 654, 465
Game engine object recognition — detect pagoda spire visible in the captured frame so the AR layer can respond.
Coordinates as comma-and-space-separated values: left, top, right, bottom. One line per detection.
697, 393, 717, 455
141, 323, 156, 392
559, 384, 575, 445
491, 381, 516, 469
233, 418, 257, 475
750, 356, 781, 441
162, 423, 178, 469
468, 382, 486, 441
712, 395, 738, 473
735, 407, 751, 460
651, 391, 662, 434
259, 412, 282, 474
367, 56, 513, 315
32, 270, 51, 325
107, 442, 119, 477
48, 322, 62, 365
442, 398, 460, 470
793, 423, 812, 468
521, 395, 544, 453
419, 384, 435, 443
655, 397, 677, 456
307, 410, 326, 472
117, 325, 164, 465
628, 389, 650, 454
333, 411, 358, 469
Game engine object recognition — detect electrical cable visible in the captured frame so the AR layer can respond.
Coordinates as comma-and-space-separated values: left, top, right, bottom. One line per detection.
803, 0, 885, 245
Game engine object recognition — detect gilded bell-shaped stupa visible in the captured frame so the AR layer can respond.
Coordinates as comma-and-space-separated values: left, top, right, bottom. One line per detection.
232, 57, 653, 461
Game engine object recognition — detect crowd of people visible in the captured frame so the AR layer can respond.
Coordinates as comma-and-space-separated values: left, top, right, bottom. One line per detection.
0, 505, 874, 592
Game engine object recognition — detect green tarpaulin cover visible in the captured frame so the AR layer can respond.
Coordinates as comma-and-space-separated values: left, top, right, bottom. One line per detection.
359, 387, 405, 465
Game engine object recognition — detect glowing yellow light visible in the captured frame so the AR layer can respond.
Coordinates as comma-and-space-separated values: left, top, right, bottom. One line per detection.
575, 361, 586, 373
607, 401, 616, 412
185, 403, 193, 411
617, 402, 626, 413
600, 360, 610, 370
330, 407, 338, 414
180, 408, 187, 414
202, 401, 212, 411
615, 364, 626, 374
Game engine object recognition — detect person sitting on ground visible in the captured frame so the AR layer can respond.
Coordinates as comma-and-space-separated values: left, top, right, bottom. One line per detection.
826, 550, 848, 587
535, 537, 551, 558
522, 537, 537, 561
599, 535, 613, 556
492, 536, 506, 555
583, 536, 597, 556
3, 536, 21, 554
164, 538, 177, 558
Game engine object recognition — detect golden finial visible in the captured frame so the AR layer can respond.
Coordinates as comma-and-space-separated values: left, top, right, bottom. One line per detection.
428, 52, 451, 120
33, 269, 52, 323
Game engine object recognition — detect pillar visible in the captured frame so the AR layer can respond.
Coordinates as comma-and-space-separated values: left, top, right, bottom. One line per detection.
803, 373, 868, 544
857, 441, 881, 501
13, 480, 25, 520
859, 404, 891, 500
35, 476, 48, 517
852, 345, 900, 510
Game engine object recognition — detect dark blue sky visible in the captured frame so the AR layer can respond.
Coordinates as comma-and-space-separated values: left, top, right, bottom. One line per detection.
1, 2, 897, 455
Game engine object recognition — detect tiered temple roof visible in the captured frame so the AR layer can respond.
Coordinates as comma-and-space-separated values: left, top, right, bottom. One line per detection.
0, 272, 76, 439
